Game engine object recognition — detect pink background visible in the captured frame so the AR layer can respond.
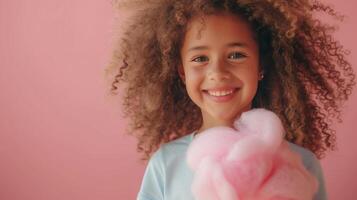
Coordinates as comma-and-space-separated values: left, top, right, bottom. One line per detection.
0, 0, 356, 199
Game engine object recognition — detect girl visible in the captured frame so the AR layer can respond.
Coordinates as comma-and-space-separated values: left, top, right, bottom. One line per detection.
107, 0, 356, 199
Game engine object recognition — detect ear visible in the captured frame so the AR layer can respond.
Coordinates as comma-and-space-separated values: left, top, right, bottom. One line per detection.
258, 63, 265, 80
178, 65, 186, 84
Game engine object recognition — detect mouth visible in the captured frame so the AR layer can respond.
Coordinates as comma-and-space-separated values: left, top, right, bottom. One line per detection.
202, 87, 239, 102
205, 88, 236, 97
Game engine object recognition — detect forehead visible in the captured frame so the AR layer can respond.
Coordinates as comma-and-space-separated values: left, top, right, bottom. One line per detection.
182, 13, 257, 49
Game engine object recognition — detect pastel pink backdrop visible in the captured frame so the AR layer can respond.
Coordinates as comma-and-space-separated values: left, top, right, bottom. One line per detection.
0, 0, 356, 199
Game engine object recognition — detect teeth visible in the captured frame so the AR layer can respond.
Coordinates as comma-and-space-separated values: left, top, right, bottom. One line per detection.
207, 89, 234, 97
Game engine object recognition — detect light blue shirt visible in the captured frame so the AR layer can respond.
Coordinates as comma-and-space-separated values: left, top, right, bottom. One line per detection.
137, 131, 327, 200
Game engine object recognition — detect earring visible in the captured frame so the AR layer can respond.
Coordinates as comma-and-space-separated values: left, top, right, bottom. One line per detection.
259, 72, 264, 80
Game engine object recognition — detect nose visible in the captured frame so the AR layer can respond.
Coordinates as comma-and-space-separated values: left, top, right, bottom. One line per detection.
207, 58, 231, 81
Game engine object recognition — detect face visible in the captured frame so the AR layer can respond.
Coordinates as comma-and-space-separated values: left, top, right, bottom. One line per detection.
179, 13, 261, 132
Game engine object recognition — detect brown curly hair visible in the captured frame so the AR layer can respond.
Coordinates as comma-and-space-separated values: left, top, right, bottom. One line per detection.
106, 0, 356, 161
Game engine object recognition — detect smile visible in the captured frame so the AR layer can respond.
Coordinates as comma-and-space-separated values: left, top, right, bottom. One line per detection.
207, 89, 234, 97
203, 88, 239, 103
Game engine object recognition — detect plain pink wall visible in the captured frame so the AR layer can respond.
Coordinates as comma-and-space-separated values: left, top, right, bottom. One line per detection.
0, 0, 356, 199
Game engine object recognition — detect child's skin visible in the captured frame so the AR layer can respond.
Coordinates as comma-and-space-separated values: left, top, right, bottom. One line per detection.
179, 12, 263, 136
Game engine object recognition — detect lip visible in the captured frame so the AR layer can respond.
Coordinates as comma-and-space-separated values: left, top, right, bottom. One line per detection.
203, 87, 239, 103
204, 86, 238, 93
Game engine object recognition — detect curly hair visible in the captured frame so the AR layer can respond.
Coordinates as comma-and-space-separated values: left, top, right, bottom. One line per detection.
106, 0, 356, 161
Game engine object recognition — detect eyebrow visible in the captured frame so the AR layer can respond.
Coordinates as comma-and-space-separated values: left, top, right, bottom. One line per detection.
187, 42, 248, 52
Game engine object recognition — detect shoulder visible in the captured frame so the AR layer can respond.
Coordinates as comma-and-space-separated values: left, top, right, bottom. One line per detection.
149, 133, 193, 165
286, 141, 328, 200
286, 141, 320, 170
159, 133, 192, 153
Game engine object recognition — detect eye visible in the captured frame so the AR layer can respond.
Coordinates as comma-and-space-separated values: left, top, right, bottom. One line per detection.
228, 52, 247, 60
192, 56, 209, 63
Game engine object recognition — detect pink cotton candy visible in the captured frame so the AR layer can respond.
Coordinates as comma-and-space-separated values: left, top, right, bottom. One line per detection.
186, 108, 318, 200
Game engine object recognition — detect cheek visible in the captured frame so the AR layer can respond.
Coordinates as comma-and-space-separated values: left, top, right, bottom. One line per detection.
184, 67, 203, 84
245, 75, 260, 97
185, 77, 200, 95
184, 70, 204, 98
236, 67, 259, 92
246, 72, 259, 84
232, 65, 259, 81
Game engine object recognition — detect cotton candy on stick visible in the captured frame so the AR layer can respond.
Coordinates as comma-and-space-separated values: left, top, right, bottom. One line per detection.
186, 108, 318, 200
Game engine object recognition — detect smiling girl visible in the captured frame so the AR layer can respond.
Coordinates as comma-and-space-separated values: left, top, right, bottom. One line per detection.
107, 0, 356, 199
